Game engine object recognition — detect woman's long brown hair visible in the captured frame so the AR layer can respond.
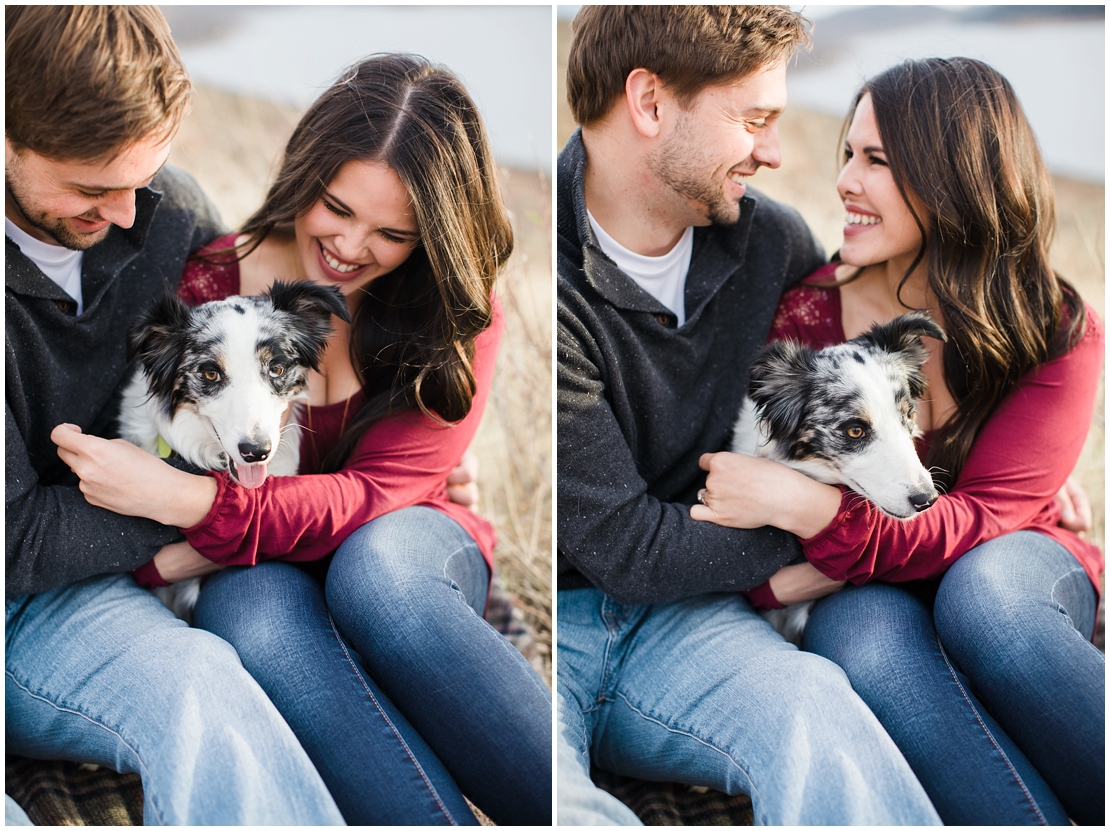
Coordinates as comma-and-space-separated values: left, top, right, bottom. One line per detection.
848, 57, 1086, 490
230, 54, 513, 472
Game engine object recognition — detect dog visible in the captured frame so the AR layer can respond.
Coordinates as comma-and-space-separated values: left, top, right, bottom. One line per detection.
730, 311, 946, 644
119, 279, 350, 620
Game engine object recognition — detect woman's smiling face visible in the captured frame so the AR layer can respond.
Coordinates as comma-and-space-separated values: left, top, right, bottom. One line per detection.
294, 159, 420, 296
836, 93, 924, 272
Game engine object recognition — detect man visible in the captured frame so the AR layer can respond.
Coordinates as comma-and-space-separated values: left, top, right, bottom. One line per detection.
556, 6, 941, 824
5, 7, 344, 823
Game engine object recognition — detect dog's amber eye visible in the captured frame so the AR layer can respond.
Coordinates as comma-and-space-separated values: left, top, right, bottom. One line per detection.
269, 364, 285, 378
846, 426, 865, 439
203, 369, 221, 383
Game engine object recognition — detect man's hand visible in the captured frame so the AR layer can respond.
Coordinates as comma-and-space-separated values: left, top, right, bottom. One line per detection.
690, 451, 841, 539
768, 561, 846, 605
51, 423, 217, 528
1055, 476, 1092, 536
152, 541, 224, 583
447, 450, 480, 510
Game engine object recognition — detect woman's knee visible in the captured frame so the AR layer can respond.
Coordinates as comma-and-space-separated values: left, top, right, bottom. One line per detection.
935, 533, 1096, 672
326, 507, 486, 622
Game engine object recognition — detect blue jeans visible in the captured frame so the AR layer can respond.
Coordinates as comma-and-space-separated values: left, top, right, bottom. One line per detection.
195, 506, 552, 826
556, 587, 941, 825
5, 574, 344, 825
806, 531, 1104, 825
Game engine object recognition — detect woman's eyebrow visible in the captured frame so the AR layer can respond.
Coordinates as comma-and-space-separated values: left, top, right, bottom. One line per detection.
845, 141, 886, 155
380, 225, 420, 239
322, 189, 354, 213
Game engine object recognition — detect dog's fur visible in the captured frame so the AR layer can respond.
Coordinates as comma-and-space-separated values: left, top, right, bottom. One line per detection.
731, 311, 945, 644
119, 280, 350, 619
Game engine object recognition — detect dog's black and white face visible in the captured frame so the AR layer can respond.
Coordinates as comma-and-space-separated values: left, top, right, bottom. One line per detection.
128, 280, 350, 488
736, 312, 945, 520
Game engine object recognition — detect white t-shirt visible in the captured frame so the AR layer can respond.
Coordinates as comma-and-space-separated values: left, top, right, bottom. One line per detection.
587, 209, 693, 327
6, 217, 85, 315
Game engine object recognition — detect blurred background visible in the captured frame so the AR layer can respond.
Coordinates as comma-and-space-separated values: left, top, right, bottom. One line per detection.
161, 5, 554, 681
557, 5, 1105, 590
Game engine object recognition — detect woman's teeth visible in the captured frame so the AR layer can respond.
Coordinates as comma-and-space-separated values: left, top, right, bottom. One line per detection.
846, 212, 881, 226
321, 245, 361, 273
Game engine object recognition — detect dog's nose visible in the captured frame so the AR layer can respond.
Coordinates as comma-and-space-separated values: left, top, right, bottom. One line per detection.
238, 440, 272, 463
911, 491, 938, 512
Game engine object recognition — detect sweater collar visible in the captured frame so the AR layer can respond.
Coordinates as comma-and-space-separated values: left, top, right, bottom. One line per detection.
558, 128, 758, 324
5, 182, 164, 301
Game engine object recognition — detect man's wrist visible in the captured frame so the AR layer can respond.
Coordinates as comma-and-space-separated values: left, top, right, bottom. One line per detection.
783, 475, 842, 539
160, 470, 219, 528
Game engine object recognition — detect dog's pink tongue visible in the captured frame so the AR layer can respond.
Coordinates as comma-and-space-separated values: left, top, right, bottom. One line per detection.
236, 462, 269, 489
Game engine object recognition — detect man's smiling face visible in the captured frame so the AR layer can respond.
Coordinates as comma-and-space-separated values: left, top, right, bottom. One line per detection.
647, 60, 787, 226
5, 130, 173, 250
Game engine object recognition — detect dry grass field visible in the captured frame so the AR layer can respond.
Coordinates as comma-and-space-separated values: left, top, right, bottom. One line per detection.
557, 20, 1104, 562
170, 85, 553, 684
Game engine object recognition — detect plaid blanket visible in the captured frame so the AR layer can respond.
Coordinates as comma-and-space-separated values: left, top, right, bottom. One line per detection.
5, 577, 537, 827
593, 769, 754, 826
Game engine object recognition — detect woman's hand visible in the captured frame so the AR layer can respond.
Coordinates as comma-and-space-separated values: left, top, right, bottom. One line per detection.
690, 452, 842, 539
51, 423, 217, 528
768, 561, 846, 605
447, 450, 480, 510
152, 541, 224, 583
1055, 476, 1092, 536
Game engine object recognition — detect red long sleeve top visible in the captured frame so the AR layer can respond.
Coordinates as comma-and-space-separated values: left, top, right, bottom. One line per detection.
747, 265, 1103, 608
141, 234, 501, 576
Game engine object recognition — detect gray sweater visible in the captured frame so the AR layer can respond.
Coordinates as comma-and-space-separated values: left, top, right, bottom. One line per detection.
557, 130, 826, 604
6, 166, 224, 596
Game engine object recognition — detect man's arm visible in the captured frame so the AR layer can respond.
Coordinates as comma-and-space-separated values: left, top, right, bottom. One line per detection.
5, 167, 226, 596
6, 403, 182, 596
556, 313, 800, 605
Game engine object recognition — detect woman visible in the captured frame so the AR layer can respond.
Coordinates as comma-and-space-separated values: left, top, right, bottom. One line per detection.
59, 55, 551, 825
694, 58, 1103, 824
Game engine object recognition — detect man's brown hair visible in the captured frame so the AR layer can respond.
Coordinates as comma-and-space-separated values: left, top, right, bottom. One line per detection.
566, 5, 811, 126
6, 5, 192, 162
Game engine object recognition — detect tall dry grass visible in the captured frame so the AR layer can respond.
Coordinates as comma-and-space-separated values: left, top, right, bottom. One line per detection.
170, 85, 553, 683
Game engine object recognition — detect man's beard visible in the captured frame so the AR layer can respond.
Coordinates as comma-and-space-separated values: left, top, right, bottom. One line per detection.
647, 115, 748, 227
5, 174, 110, 251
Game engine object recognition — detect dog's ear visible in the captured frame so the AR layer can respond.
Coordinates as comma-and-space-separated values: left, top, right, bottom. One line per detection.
128, 292, 191, 402
860, 311, 946, 354
748, 339, 814, 441
266, 280, 351, 371
859, 312, 945, 399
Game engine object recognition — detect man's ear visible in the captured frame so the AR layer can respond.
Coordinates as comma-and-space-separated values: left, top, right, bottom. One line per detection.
625, 68, 666, 138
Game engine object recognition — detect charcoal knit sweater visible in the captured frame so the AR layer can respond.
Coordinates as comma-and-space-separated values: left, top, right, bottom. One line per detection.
557, 130, 826, 603
6, 166, 224, 596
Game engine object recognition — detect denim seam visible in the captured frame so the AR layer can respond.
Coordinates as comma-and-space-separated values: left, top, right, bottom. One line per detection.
1048, 566, 1089, 636
5, 670, 165, 825
611, 689, 760, 807
934, 636, 1048, 825
440, 541, 483, 610
594, 597, 623, 711
443, 541, 542, 689
324, 612, 459, 826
